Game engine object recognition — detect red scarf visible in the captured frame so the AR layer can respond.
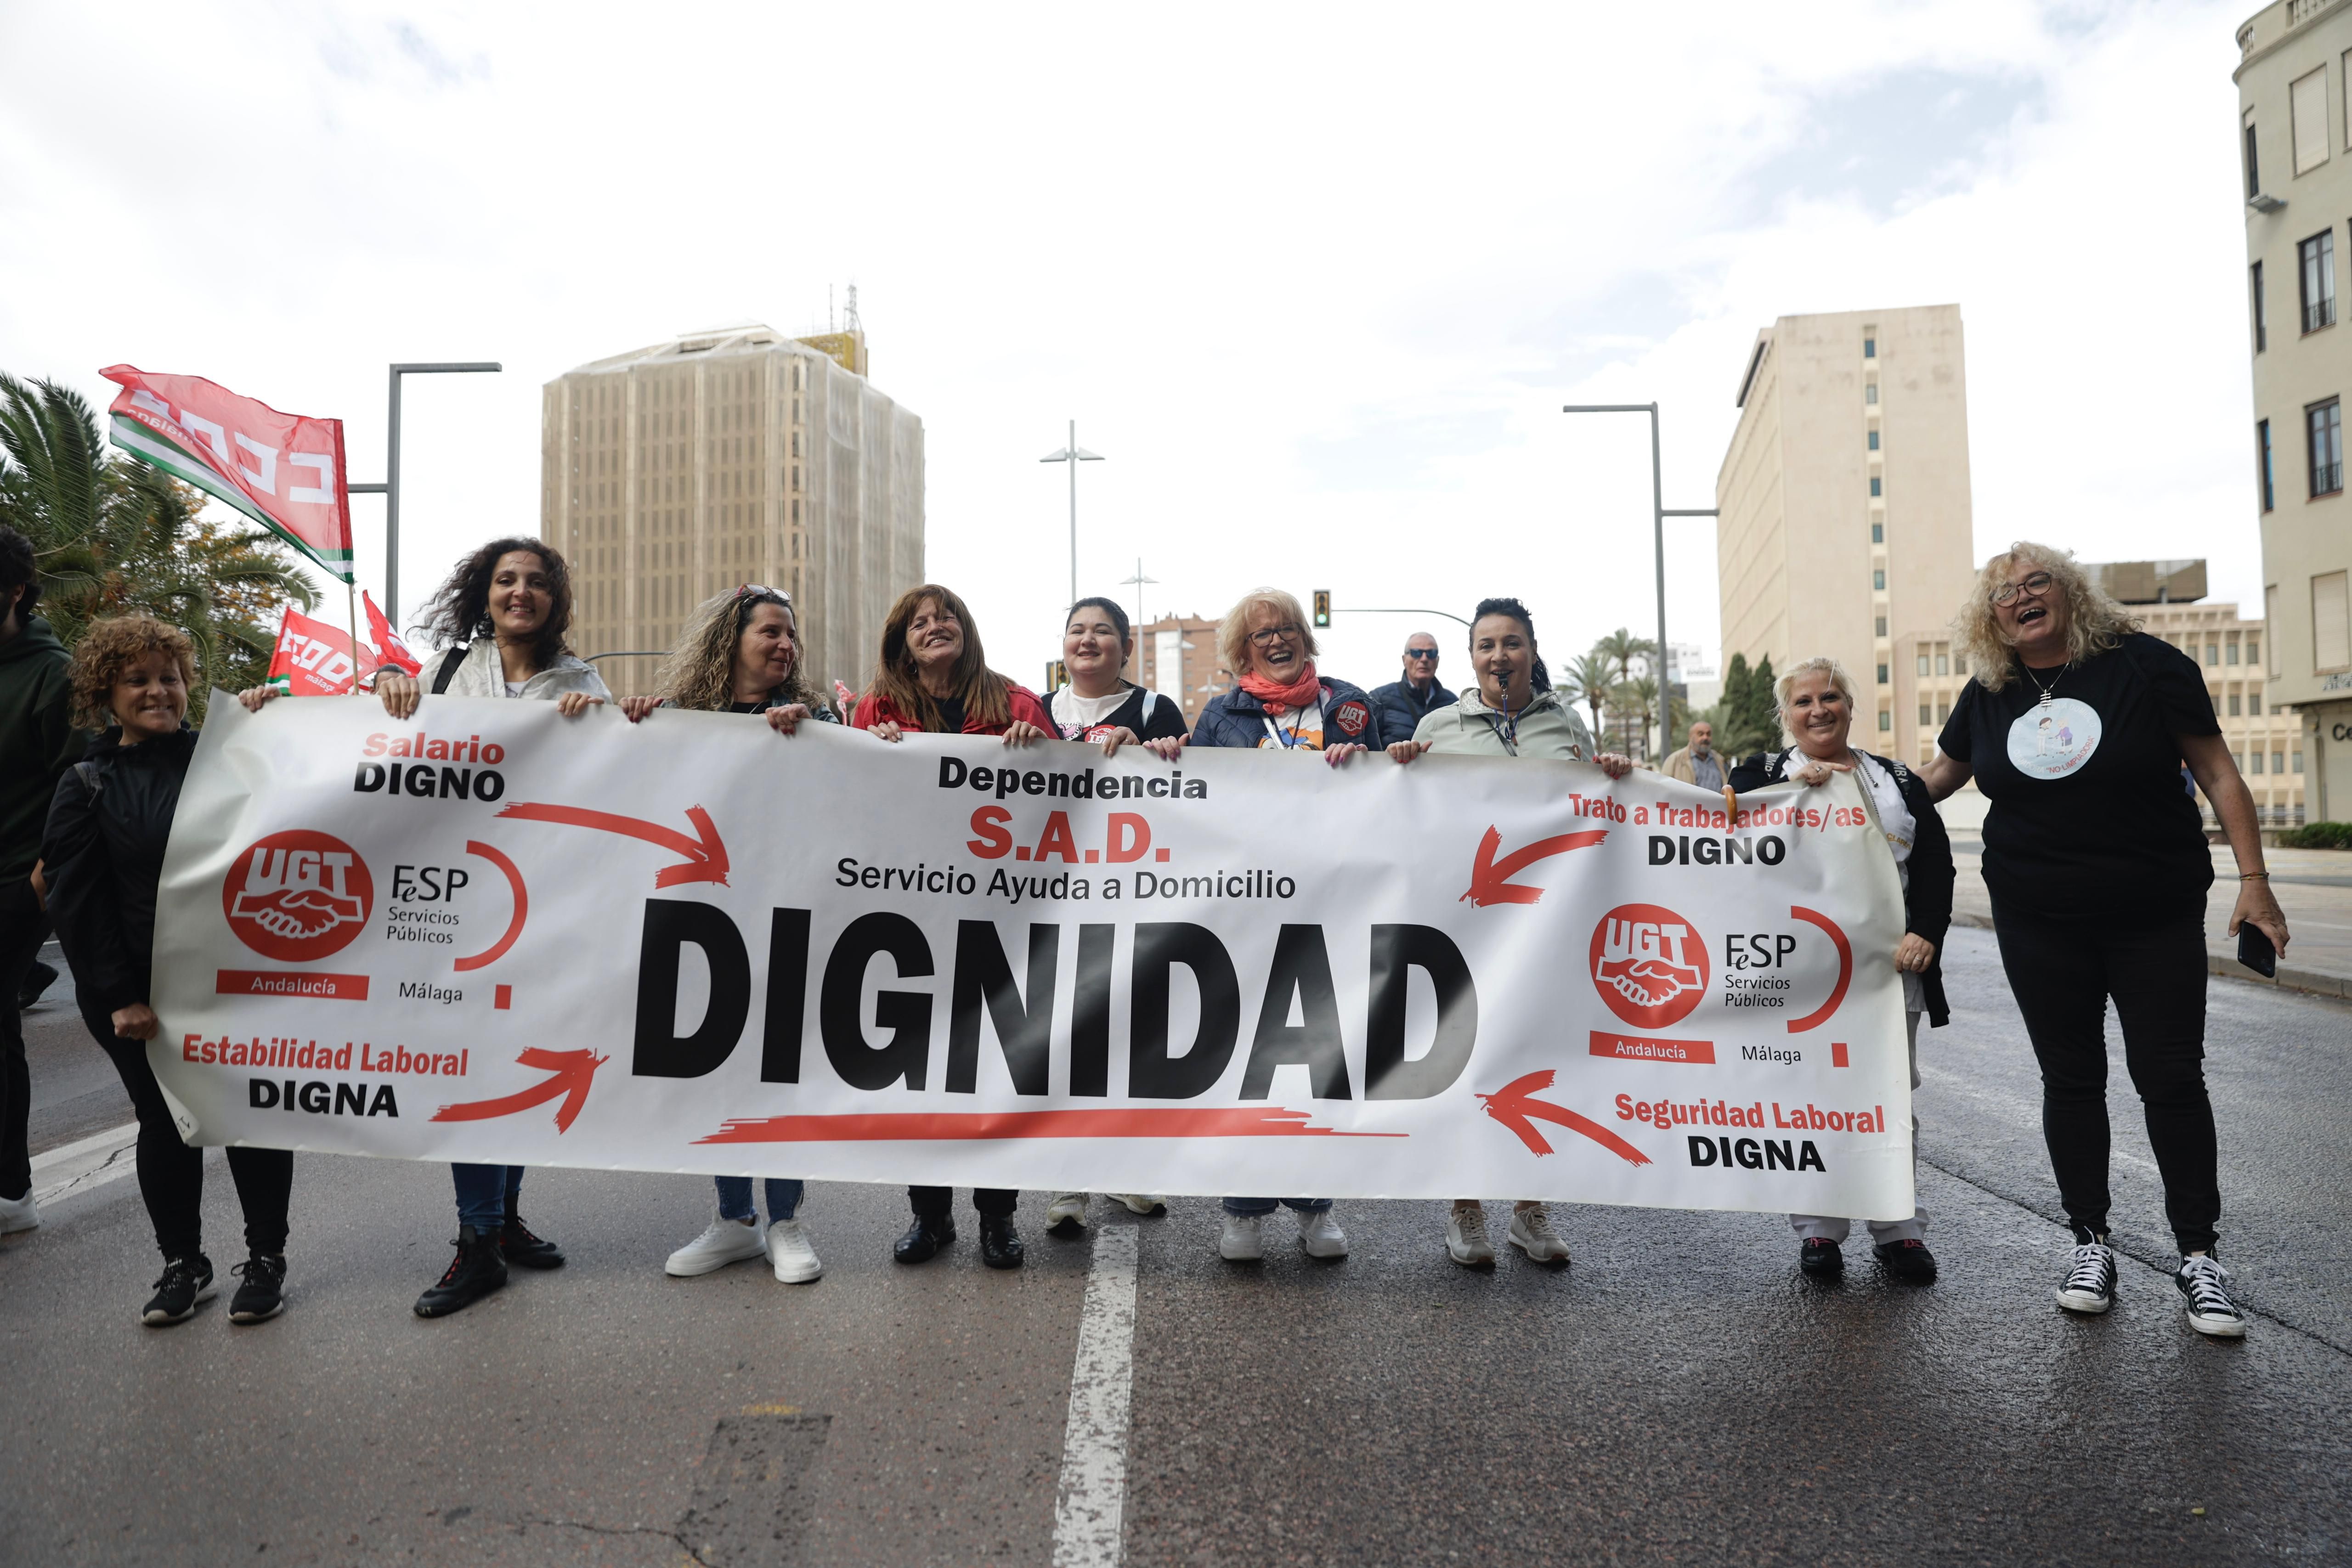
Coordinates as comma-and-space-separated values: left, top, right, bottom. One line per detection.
1238, 662, 1321, 717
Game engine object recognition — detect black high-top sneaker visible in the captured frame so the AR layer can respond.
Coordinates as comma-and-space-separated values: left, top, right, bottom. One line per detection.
142, 1254, 215, 1326
500, 1208, 565, 1270
228, 1254, 288, 1323
414, 1225, 509, 1318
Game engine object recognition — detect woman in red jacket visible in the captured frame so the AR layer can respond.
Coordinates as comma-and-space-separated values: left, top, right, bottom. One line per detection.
851, 583, 1052, 1269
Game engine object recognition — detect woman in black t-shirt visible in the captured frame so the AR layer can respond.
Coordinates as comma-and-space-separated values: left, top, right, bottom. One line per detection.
1918, 543, 2287, 1339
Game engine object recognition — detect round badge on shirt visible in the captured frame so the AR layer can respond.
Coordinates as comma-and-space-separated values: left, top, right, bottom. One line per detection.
2005, 697, 2102, 779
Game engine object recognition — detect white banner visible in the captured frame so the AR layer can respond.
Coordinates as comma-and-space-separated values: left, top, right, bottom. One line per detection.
151, 697, 1916, 1219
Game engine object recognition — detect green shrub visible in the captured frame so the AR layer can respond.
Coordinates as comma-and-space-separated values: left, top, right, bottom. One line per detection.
2275, 821, 2352, 850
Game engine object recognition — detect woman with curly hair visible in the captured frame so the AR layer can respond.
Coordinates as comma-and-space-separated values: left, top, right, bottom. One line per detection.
45, 617, 298, 1325
1918, 542, 2287, 1338
620, 585, 830, 1285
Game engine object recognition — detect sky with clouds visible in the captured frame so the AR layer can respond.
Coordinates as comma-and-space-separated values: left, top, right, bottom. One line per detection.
0, 1, 2263, 689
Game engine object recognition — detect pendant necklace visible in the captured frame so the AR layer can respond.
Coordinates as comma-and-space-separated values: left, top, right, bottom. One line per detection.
2025, 661, 2066, 712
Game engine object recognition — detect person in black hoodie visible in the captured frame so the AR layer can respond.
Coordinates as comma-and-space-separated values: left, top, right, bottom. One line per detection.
0, 525, 82, 1236
43, 616, 295, 1325
1730, 655, 1951, 1285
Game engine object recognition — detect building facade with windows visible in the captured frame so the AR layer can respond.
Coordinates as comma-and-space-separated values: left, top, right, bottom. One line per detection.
540, 324, 924, 700
1127, 615, 1224, 726
1714, 305, 1978, 767
2238, 0, 2352, 823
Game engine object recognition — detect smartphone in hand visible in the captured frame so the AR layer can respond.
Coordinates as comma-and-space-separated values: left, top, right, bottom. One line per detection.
2237, 922, 2278, 979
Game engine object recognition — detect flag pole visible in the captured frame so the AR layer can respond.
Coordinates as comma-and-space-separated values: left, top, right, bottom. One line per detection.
346, 580, 362, 696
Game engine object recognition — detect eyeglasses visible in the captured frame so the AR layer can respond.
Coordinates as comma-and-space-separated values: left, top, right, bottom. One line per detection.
1248, 623, 1304, 647
1403, 649, 1438, 661
1990, 571, 2055, 606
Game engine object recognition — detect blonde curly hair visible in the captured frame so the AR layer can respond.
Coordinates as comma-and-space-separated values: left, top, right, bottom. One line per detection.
1956, 541, 2139, 692
1772, 655, 1859, 746
654, 586, 820, 712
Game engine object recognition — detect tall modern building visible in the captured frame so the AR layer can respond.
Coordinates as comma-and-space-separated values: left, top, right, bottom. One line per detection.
1128, 615, 1226, 726
540, 322, 924, 699
2236, 0, 2352, 823
1714, 305, 1978, 768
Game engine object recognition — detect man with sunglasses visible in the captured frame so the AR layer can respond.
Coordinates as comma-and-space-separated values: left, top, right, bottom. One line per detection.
1369, 632, 1456, 746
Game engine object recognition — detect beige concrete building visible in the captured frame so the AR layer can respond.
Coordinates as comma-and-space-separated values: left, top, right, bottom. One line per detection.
540, 324, 923, 699
1129, 616, 1226, 726
1714, 305, 1978, 767
2236, 0, 2352, 823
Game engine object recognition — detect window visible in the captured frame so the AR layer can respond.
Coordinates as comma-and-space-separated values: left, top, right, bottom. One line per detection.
2316, 570, 2352, 670
2310, 398, 2343, 496
1877, 662, 1891, 685
2294, 750, 2305, 773
2260, 419, 2276, 511
1877, 710, 1892, 733
1869, 476, 1883, 497
1873, 569, 1887, 590
2253, 261, 2268, 353
2206, 643, 2220, 665
1863, 337, 1877, 358
2227, 639, 2240, 665
2251, 692, 2263, 715
2273, 750, 2285, 773
2292, 66, 2330, 175
2245, 117, 2262, 197
1876, 616, 1888, 637
1917, 703, 1930, 725
1871, 522, 1884, 544
2229, 693, 2242, 716
1865, 384, 1878, 405
2300, 231, 2335, 331
1868, 429, 1880, 451
1916, 654, 1931, 676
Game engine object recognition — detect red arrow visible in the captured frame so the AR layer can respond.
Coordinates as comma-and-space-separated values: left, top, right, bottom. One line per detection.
430, 1047, 606, 1133
1459, 825, 1608, 906
496, 801, 729, 887
1476, 1070, 1652, 1164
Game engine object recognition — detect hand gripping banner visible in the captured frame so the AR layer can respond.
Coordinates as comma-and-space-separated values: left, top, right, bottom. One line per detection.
150, 698, 1917, 1219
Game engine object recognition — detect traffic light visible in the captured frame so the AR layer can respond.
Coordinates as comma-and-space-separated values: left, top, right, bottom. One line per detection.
1312, 589, 1331, 628
1046, 659, 1068, 691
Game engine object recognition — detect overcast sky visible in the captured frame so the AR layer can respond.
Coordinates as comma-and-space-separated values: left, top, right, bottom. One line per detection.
0, 0, 2261, 691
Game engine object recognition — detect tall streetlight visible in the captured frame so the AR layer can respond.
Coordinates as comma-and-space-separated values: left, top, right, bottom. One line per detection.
1120, 559, 1160, 682
1039, 420, 1104, 607
1560, 402, 1718, 761
346, 361, 502, 625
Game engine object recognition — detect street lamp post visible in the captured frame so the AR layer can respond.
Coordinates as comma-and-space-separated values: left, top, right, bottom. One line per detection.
1560, 402, 1718, 761
1039, 420, 1104, 608
346, 361, 502, 625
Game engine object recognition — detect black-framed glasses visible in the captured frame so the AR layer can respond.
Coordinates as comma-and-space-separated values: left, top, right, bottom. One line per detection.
1990, 571, 2055, 606
1248, 623, 1304, 647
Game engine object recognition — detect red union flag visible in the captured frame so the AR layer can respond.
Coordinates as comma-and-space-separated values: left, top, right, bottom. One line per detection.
100, 365, 353, 582
267, 607, 361, 696
363, 591, 421, 678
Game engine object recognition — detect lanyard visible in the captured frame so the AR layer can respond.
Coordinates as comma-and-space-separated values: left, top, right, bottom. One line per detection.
1260, 709, 1312, 750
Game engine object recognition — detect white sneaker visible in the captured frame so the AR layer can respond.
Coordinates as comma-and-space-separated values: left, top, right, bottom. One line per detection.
0, 1191, 37, 1236
664, 1213, 769, 1277
767, 1219, 821, 1284
1111, 1194, 1167, 1216
1446, 1203, 1495, 1267
1218, 1213, 1265, 1261
1507, 1203, 1570, 1263
1296, 1208, 1349, 1259
1046, 1192, 1089, 1233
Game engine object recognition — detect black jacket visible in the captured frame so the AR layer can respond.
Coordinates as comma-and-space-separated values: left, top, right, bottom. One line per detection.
1730, 746, 1952, 1029
1368, 677, 1456, 744
0, 615, 83, 881
41, 726, 197, 1015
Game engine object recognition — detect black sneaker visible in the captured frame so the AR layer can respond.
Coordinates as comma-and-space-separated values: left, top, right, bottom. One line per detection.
1798, 1238, 1843, 1276
2175, 1255, 2248, 1339
1873, 1239, 1938, 1283
2056, 1237, 2117, 1315
414, 1225, 509, 1318
228, 1255, 288, 1324
499, 1212, 565, 1270
142, 1255, 215, 1326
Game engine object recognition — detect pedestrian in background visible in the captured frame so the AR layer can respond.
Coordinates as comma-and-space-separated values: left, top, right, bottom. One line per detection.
0, 525, 80, 1238
46, 617, 296, 1325
1919, 542, 2285, 1338
1188, 587, 1383, 1264
1368, 630, 1455, 744
853, 582, 1053, 1270
621, 583, 831, 1287
1041, 595, 1181, 1236
1661, 719, 1725, 791
1729, 657, 1950, 1284
1386, 596, 1633, 1268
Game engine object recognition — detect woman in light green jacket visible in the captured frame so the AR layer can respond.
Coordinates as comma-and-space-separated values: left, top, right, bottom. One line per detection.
1388, 596, 1633, 1269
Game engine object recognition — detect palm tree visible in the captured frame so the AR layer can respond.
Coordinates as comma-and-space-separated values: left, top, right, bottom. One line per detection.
1611, 673, 1660, 761
0, 373, 317, 715
1560, 650, 1616, 743
1591, 627, 1660, 752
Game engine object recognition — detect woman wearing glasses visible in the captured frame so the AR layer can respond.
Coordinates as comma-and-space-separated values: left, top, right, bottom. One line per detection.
621, 585, 830, 1287
1187, 587, 1383, 1264
852, 583, 1057, 1270
1919, 543, 2286, 1338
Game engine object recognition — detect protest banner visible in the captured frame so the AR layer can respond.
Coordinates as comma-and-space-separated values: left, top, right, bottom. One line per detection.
150, 697, 1916, 1218
265, 608, 362, 697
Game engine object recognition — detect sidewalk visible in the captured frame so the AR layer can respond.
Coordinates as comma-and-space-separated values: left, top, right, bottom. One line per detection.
1948, 841, 2352, 1000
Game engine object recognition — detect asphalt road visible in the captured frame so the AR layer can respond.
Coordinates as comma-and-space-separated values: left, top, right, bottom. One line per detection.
3, 927, 2347, 1567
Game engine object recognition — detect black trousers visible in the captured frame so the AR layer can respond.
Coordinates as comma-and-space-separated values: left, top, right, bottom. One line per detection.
0, 879, 45, 1201
87, 1008, 292, 1261
908, 1185, 1017, 1219
1991, 908, 2220, 1253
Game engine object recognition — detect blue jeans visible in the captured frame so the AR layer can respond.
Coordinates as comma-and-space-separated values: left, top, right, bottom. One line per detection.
1222, 1196, 1332, 1216
452, 1163, 523, 1231
716, 1176, 803, 1223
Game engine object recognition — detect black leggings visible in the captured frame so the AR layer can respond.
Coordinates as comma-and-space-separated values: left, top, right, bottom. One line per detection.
90, 1011, 292, 1262
1990, 909, 2219, 1253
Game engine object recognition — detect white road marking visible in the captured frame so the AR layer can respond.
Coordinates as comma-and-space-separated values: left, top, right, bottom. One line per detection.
1052, 1222, 1139, 1568
1918, 1065, 2162, 1175
29, 1121, 140, 1208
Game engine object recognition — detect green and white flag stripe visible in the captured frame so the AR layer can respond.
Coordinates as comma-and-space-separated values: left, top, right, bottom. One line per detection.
110, 414, 356, 582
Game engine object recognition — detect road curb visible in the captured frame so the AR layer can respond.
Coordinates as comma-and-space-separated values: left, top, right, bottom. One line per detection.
1949, 911, 2352, 1002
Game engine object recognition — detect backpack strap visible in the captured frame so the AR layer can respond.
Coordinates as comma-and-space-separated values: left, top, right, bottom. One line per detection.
430, 645, 468, 696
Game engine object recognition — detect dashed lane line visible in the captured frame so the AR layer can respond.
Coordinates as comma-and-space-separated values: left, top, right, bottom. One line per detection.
1052, 1222, 1139, 1568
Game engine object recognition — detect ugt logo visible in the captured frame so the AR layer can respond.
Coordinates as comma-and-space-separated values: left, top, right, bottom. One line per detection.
1589, 902, 1709, 1030
222, 830, 374, 962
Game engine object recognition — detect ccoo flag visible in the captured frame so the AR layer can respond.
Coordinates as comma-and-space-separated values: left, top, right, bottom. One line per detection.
266, 607, 362, 696
363, 591, 421, 678
99, 365, 354, 582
